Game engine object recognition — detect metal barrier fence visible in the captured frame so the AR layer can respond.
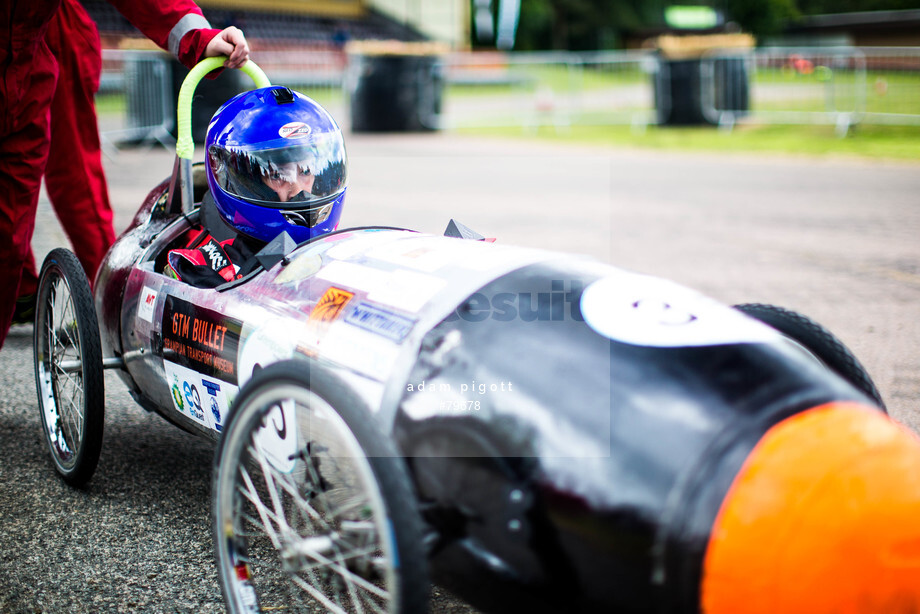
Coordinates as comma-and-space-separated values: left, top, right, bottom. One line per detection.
98, 46, 920, 148
701, 47, 869, 134
437, 51, 660, 131
857, 47, 920, 126
576, 51, 661, 128
700, 46, 920, 133
437, 51, 582, 131
447, 46, 920, 132
99, 49, 174, 151
442, 52, 658, 129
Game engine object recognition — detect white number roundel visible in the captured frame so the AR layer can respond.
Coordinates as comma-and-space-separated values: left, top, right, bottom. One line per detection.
579, 271, 778, 348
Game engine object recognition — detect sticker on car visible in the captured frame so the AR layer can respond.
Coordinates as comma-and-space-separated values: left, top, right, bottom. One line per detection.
137, 286, 158, 323
162, 296, 243, 385
580, 272, 779, 348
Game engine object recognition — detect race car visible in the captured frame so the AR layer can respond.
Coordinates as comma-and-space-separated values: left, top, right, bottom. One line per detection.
32, 59, 920, 614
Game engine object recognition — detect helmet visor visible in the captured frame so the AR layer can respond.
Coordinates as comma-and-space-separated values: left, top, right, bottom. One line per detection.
209, 130, 346, 209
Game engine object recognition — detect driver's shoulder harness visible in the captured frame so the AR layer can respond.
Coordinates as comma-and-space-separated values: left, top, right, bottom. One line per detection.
164, 192, 264, 288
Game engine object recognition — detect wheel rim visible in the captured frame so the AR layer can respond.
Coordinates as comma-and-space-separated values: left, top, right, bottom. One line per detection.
36, 267, 86, 472
216, 384, 399, 613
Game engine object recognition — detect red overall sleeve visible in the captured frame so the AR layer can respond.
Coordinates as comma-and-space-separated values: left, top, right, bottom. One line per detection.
105, 0, 220, 68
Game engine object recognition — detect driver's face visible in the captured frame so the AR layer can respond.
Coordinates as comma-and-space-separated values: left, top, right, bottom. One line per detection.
262, 162, 315, 202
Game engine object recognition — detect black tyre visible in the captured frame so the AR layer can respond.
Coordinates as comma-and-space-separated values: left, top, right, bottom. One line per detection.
33, 248, 105, 486
213, 360, 429, 613
734, 303, 885, 411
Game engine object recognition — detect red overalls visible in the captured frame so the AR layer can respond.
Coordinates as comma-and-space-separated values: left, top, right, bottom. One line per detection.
0, 0, 220, 348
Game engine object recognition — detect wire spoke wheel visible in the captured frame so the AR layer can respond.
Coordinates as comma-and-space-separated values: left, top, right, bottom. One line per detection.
33, 248, 105, 486
213, 361, 428, 613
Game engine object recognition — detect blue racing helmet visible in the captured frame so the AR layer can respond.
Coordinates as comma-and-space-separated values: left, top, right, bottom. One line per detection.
205, 86, 347, 244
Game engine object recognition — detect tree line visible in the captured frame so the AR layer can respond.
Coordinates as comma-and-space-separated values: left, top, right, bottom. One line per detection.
502, 0, 920, 50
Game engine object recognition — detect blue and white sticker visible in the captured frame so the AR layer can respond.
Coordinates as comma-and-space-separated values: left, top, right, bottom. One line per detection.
579, 271, 778, 348
164, 360, 238, 432
345, 301, 416, 342
200, 378, 228, 432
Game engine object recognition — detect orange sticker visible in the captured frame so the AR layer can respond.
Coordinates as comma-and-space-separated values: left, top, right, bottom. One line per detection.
309, 287, 353, 324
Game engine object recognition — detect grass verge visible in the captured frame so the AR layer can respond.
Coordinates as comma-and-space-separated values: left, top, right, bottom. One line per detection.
458, 122, 920, 161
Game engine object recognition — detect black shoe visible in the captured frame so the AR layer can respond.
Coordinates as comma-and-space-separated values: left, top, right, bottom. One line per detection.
11, 294, 36, 326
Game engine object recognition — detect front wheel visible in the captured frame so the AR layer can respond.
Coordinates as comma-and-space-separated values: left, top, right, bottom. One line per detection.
33, 248, 105, 486
734, 303, 885, 410
213, 360, 429, 613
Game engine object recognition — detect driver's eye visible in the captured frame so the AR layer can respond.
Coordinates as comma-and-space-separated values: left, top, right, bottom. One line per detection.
270, 170, 282, 180
300, 167, 311, 177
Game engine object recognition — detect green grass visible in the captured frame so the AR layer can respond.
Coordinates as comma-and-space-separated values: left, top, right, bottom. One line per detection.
447, 63, 649, 98
459, 122, 920, 161
95, 93, 126, 115
748, 69, 920, 116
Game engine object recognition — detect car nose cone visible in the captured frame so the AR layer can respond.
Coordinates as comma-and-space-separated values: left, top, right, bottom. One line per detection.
702, 402, 920, 614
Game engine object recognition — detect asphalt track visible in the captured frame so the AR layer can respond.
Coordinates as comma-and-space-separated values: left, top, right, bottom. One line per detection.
2, 132, 919, 612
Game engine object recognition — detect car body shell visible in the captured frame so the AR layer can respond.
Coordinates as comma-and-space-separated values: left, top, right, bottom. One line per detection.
93, 176, 872, 614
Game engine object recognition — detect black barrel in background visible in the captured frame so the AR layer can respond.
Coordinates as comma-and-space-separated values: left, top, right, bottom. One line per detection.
656, 58, 706, 125
347, 41, 445, 132
653, 34, 753, 126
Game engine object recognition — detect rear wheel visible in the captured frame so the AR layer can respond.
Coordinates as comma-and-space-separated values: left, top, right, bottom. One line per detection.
213, 360, 429, 613
734, 303, 885, 410
33, 248, 105, 486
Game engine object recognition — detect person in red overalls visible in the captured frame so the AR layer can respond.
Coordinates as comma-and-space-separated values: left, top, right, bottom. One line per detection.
0, 0, 249, 349
9, 0, 117, 326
